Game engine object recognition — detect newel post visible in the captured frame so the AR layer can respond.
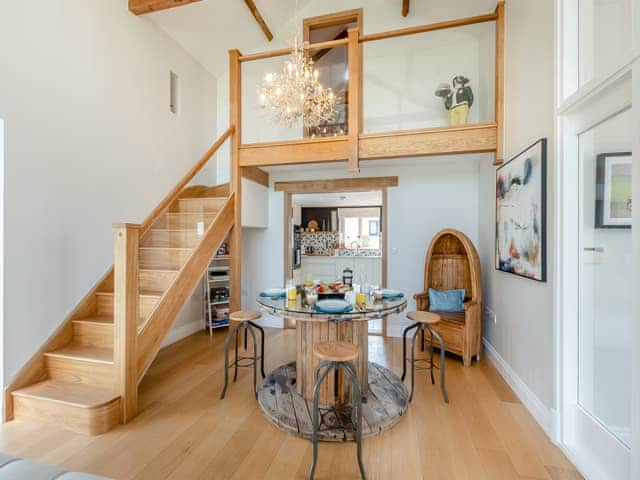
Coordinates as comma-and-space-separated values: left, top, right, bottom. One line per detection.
347, 27, 362, 172
113, 223, 140, 423
493, 1, 505, 165
229, 48, 242, 312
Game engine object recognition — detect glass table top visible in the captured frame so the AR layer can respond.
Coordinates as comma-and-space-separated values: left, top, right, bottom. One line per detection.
256, 293, 408, 320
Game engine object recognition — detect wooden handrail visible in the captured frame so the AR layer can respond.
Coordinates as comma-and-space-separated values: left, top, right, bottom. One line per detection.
239, 38, 349, 62
237, 12, 497, 63
140, 125, 235, 236
136, 193, 236, 380
359, 12, 498, 43
360, 13, 498, 43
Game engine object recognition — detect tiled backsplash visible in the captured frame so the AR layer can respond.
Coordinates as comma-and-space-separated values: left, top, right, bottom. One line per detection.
300, 232, 339, 255
300, 232, 381, 256
335, 249, 382, 257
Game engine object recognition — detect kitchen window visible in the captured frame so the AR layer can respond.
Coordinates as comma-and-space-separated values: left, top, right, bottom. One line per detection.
339, 207, 381, 250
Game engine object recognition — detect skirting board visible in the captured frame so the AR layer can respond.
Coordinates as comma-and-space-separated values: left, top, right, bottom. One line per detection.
483, 338, 558, 441
161, 319, 205, 348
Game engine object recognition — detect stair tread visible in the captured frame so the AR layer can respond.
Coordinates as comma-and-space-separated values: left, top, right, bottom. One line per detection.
178, 196, 227, 201
149, 228, 199, 232
72, 316, 113, 325
13, 379, 119, 409
139, 246, 193, 250
139, 268, 180, 273
96, 291, 162, 298
165, 211, 217, 216
45, 344, 113, 364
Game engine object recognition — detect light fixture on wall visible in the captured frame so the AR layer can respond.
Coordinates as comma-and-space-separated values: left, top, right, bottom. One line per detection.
257, 2, 338, 127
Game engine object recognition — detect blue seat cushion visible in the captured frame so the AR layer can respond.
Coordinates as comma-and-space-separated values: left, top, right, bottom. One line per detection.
428, 288, 465, 313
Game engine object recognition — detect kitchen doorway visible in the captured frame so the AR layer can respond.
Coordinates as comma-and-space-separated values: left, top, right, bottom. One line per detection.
277, 176, 398, 336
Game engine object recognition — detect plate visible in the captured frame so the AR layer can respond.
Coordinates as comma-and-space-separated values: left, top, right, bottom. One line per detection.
260, 288, 286, 298
381, 289, 404, 299
315, 299, 353, 314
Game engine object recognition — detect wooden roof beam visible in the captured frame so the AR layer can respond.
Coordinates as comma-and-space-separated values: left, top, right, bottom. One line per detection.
129, 0, 202, 15
402, 0, 410, 17
244, 0, 274, 42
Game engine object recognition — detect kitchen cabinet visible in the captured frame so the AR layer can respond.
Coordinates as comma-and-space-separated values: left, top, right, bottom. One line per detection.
300, 256, 382, 286
301, 207, 336, 231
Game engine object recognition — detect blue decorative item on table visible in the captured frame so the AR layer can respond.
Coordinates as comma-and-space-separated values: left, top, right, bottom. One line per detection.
260, 288, 286, 299
428, 288, 465, 313
380, 289, 403, 299
315, 299, 353, 314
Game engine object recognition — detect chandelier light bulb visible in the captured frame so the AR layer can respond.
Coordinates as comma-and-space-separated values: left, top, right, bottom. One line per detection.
257, 33, 338, 127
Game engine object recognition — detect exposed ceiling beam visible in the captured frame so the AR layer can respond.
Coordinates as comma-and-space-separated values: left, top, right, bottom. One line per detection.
128, 0, 202, 15
244, 0, 274, 42
402, 0, 410, 17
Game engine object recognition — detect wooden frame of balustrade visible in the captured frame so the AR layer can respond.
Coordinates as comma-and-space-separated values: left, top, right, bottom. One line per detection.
232, 2, 505, 172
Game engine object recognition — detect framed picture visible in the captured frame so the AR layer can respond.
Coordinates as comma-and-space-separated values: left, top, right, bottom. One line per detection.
495, 138, 547, 282
595, 152, 632, 229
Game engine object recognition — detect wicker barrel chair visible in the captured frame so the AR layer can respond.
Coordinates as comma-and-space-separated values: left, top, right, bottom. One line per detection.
414, 229, 483, 367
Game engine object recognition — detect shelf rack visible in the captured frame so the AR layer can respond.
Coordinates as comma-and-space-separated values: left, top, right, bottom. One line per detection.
203, 243, 231, 335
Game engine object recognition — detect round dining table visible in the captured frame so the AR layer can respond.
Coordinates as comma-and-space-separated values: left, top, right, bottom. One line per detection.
257, 293, 407, 406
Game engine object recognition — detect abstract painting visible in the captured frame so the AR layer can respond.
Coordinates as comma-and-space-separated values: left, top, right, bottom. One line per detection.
495, 138, 547, 281
595, 152, 632, 228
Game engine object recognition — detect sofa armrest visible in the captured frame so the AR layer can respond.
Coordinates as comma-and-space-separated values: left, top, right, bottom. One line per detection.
414, 292, 428, 311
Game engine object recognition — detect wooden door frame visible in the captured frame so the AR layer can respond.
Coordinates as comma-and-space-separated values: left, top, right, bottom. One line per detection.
278, 176, 397, 336
302, 8, 363, 43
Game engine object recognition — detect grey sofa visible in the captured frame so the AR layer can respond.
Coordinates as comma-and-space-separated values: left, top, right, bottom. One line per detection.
0, 452, 111, 480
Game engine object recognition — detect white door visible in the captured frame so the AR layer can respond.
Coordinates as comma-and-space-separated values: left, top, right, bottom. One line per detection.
558, 1, 639, 477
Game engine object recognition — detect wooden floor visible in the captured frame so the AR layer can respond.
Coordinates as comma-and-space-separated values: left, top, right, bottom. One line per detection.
0, 328, 582, 480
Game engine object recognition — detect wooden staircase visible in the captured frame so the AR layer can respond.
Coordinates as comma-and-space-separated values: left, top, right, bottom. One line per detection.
4, 128, 237, 435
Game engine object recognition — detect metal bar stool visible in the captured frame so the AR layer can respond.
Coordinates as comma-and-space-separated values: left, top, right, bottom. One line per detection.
401, 311, 449, 403
220, 310, 266, 400
309, 341, 366, 480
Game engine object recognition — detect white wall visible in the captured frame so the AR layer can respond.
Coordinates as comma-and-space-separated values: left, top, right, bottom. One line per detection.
0, 0, 217, 385
0, 119, 4, 395
242, 156, 484, 336
477, 0, 556, 417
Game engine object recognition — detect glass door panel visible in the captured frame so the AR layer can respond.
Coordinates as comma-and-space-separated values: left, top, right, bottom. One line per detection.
578, 108, 633, 448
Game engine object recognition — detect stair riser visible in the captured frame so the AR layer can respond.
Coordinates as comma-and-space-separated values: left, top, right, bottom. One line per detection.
96, 294, 113, 316
13, 395, 120, 435
138, 270, 178, 293
141, 230, 202, 248
72, 322, 114, 349
139, 249, 191, 270
44, 356, 114, 389
154, 214, 215, 229
177, 197, 225, 213
95, 293, 159, 322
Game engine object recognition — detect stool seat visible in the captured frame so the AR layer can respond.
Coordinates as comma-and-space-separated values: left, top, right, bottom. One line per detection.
313, 341, 359, 363
407, 311, 441, 324
229, 310, 261, 322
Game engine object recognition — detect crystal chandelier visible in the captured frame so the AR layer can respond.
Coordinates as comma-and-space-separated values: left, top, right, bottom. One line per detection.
258, 37, 338, 127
